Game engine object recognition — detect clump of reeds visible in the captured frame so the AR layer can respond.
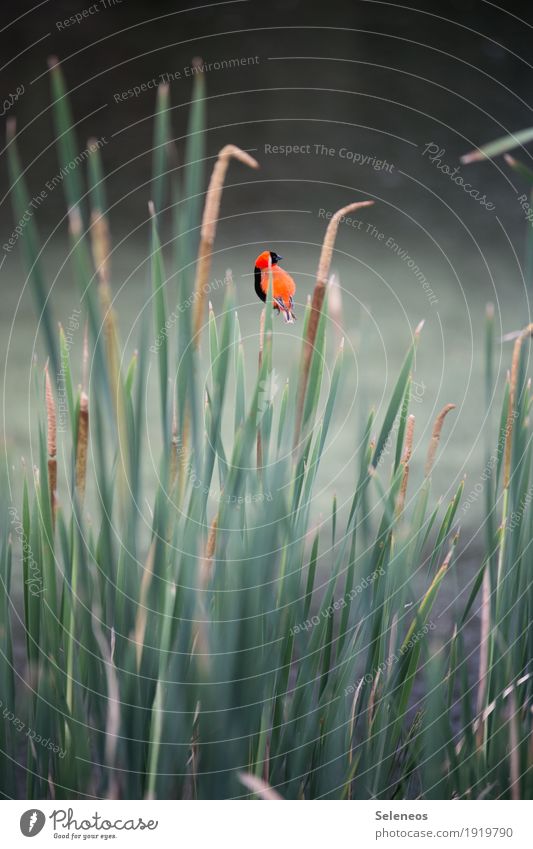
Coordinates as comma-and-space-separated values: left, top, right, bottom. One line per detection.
1, 56, 531, 804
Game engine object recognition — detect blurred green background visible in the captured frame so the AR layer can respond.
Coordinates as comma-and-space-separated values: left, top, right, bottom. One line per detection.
1, 0, 532, 538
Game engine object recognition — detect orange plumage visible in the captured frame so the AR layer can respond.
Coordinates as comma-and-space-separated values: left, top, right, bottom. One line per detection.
254, 250, 296, 323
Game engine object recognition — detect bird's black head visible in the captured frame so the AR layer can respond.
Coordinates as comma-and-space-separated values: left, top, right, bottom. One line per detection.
270, 251, 282, 265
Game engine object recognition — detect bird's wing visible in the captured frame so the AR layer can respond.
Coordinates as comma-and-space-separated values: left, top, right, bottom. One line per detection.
261, 266, 296, 299
273, 266, 296, 297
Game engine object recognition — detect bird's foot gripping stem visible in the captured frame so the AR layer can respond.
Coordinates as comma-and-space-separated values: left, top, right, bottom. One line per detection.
274, 297, 296, 324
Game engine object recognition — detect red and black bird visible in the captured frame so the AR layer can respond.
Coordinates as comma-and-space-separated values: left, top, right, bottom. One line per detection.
254, 250, 296, 323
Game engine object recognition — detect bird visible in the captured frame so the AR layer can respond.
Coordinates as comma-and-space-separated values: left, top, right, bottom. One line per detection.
254, 250, 296, 323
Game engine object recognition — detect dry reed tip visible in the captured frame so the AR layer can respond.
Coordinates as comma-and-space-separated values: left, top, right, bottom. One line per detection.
172, 400, 178, 440
397, 414, 415, 514
133, 541, 156, 670
76, 391, 89, 500
294, 203, 375, 445
259, 308, 266, 354
328, 273, 343, 328
90, 210, 111, 287
68, 206, 83, 237
47, 55, 59, 70
193, 148, 256, 341
238, 772, 283, 801
6, 116, 16, 142
317, 200, 374, 286
486, 302, 495, 320
403, 414, 415, 462
425, 403, 455, 476
503, 323, 533, 487
219, 144, 260, 172
414, 319, 425, 339
510, 324, 533, 400
169, 391, 179, 489
460, 149, 485, 165
87, 137, 101, 154
45, 363, 58, 519
501, 329, 521, 342
148, 200, 156, 218
206, 516, 218, 561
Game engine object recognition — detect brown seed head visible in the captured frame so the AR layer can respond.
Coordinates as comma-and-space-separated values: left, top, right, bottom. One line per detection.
76, 391, 89, 500
398, 414, 415, 514
193, 145, 259, 340
45, 364, 56, 459
425, 403, 456, 477
504, 323, 533, 488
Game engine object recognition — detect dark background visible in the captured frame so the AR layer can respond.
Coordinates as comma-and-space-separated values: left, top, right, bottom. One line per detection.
2, 0, 533, 252
2, 0, 533, 521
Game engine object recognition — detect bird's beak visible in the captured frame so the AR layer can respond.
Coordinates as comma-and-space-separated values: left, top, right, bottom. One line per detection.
276, 255, 283, 260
